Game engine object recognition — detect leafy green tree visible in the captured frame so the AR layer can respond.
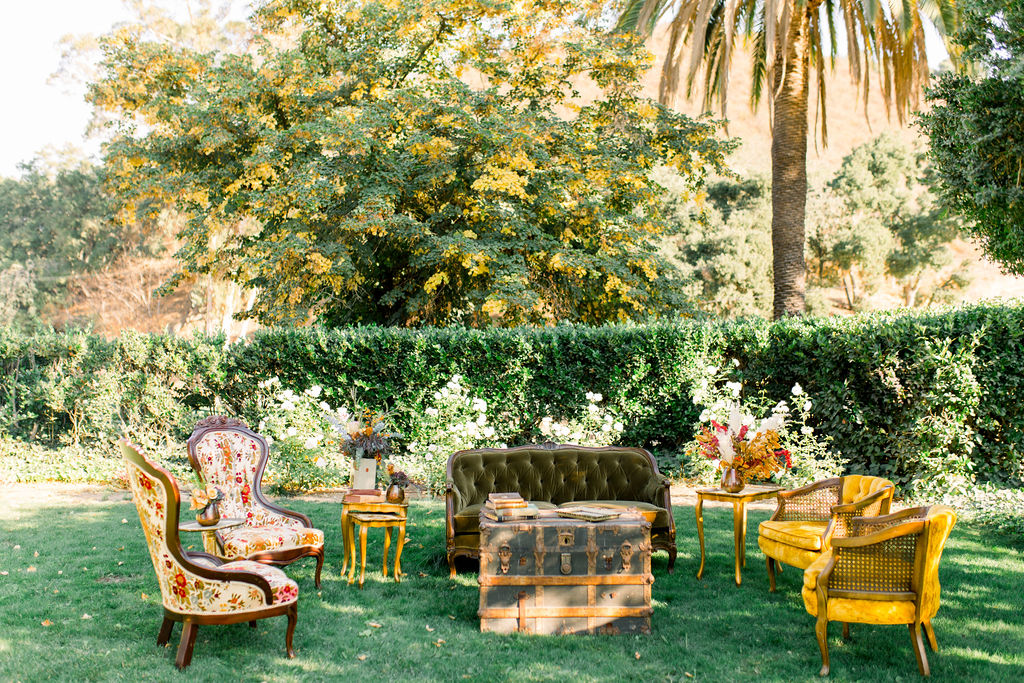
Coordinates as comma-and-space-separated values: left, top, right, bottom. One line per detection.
89, 0, 732, 327
920, 0, 1024, 275
618, 0, 959, 318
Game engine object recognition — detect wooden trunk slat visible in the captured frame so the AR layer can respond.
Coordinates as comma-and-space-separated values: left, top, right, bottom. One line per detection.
479, 574, 651, 586
479, 513, 652, 635
479, 606, 653, 618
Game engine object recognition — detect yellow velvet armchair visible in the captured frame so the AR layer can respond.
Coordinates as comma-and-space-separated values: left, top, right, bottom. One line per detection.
758, 475, 894, 590
802, 505, 957, 676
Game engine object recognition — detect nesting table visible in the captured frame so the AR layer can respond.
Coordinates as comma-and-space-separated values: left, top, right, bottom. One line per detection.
340, 499, 408, 587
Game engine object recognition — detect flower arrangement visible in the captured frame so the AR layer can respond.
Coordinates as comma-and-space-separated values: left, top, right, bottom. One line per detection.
696, 403, 792, 480
325, 408, 395, 463
386, 463, 412, 488
189, 485, 224, 512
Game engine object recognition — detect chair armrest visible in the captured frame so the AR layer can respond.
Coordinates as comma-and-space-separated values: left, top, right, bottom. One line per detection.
177, 549, 275, 604
831, 519, 927, 549
255, 491, 313, 527
827, 486, 893, 539
445, 481, 456, 546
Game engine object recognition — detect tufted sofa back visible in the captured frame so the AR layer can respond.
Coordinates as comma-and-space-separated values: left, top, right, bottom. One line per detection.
447, 444, 664, 511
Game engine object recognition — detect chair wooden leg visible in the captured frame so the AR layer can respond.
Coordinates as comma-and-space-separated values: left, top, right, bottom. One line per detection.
285, 603, 297, 658
667, 546, 676, 573
766, 556, 777, 592
175, 622, 198, 670
816, 616, 830, 676
908, 623, 930, 677
314, 549, 324, 589
842, 622, 850, 640
448, 552, 457, 579
157, 617, 174, 646
249, 620, 257, 628
923, 621, 938, 651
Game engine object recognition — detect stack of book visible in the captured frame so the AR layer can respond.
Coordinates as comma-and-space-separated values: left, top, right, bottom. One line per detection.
481, 492, 539, 521
344, 489, 384, 503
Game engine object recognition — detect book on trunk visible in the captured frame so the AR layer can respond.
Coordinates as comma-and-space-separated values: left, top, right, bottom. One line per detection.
557, 506, 622, 522
487, 493, 527, 509
480, 503, 539, 521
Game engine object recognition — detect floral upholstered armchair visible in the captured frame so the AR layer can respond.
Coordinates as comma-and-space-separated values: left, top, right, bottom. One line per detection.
758, 475, 894, 590
120, 440, 298, 670
802, 505, 957, 676
187, 416, 325, 587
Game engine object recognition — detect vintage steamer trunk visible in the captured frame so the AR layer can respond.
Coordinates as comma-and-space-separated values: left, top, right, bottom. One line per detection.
478, 512, 653, 635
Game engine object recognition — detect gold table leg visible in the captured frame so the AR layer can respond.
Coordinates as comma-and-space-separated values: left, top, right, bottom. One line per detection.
383, 526, 392, 578
394, 522, 405, 582
347, 519, 358, 585
732, 501, 744, 586
358, 524, 369, 589
695, 495, 706, 580
340, 507, 350, 576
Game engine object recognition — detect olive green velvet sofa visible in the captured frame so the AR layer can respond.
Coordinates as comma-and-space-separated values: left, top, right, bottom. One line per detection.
445, 442, 676, 576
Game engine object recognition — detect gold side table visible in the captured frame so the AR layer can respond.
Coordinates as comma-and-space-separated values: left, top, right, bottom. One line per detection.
179, 518, 245, 555
340, 499, 408, 576
695, 485, 781, 586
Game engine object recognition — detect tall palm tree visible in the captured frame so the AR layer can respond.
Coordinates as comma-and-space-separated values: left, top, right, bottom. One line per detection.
618, 0, 959, 318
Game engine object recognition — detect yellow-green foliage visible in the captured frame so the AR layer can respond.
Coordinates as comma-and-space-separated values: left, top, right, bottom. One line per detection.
90, 0, 732, 327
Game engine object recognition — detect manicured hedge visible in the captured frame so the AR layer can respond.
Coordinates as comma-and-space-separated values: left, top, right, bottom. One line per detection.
2, 302, 1023, 490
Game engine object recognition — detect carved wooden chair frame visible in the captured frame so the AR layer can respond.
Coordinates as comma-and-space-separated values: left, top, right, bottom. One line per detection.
120, 440, 297, 669
186, 415, 325, 587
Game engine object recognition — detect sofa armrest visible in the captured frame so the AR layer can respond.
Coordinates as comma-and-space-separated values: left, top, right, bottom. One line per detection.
445, 481, 457, 547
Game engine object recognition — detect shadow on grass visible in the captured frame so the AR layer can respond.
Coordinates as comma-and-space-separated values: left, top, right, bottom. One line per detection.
1, 495, 1022, 682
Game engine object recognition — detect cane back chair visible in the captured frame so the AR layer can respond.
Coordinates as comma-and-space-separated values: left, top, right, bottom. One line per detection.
758, 475, 894, 590
120, 440, 298, 669
802, 505, 957, 676
187, 416, 325, 587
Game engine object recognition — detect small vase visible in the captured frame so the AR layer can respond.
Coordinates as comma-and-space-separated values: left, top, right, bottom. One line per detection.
196, 501, 220, 526
385, 483, 406, 504
721, 467, 745, 493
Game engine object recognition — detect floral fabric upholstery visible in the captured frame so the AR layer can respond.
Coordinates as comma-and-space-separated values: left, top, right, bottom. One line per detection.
125, 457, 297, 615
220, 526, 325, 559
191, 429, 323, 559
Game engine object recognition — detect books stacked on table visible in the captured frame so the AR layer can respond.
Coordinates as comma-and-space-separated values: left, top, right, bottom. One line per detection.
481, 492, 539, 521
344, 489, 384, 503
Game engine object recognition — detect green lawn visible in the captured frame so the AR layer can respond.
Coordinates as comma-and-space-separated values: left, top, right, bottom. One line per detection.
1, 489, 1022, 682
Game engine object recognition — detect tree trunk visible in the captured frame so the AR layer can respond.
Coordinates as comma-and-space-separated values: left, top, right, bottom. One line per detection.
770, 5, 811, 318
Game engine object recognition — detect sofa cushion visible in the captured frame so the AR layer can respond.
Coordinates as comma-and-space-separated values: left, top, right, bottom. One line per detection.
758, 520, 828, 551
561, 501, 669, 527
453, 501, 557, 534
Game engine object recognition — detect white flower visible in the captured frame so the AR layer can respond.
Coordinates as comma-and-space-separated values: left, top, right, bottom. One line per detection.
319, 401, 331, 412
585, 391, 597, 402
773, 401, 789, 415
613, 421, 624, 432
692, 394, 702, 405
425, 407, 439, 417
408, 441, 419, 452
476, 414, 487, 426
452, 374, 463, 384
258, 420, 266, 432
803, 400, 812, 411
440, 387, 450, 398
321, 148, 339, 158
433, 391, 443, 401
725, 381, 742, 397
801, 425, 814, 436
593, 393, 603, 402
305, 385, 322, 398
265, 436, 274, 446
472, 398, 488, 413
732, 358, 740, 367
706, 365, 718, 375
281, 400, 295, 412
587, 404, 599, 415
699, 409, 710, 422
791, 383, 804, 396
482, 426, 495, 438
303, 436, 319, 449
286, 427, 297, 437
314, 456, 326, 468
601, 423, 611, 432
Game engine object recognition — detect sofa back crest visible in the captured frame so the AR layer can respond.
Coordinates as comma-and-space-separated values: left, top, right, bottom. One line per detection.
448, 446, 660, 509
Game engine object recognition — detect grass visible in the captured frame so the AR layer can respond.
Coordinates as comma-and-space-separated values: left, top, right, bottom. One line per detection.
1, 489, 1022, 682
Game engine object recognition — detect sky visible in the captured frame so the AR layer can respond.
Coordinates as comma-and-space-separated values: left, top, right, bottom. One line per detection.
0, 2, 952, 178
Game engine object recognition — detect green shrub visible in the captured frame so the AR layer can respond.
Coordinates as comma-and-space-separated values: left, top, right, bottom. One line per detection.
2, 302, 1024, 494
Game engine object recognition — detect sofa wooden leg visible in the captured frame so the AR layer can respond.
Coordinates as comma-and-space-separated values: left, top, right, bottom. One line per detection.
842, 622, 850, 640
249, 620, 257, 629
448, 553, 457, 579
175, 622, 198, 669
667, 547, 676, 573
909, 623, 930, 676
766, 557, 776, 592
157, 617, 174, 646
